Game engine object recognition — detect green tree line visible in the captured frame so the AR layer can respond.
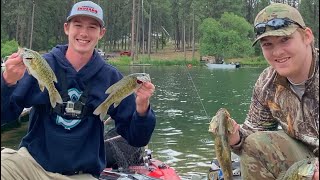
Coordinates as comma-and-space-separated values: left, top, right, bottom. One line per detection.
1, 0, 319, 59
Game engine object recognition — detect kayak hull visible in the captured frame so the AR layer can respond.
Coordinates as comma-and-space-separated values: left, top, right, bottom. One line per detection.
100, 159, 181, 180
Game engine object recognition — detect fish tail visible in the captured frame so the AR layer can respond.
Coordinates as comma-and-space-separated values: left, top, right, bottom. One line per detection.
93, 102, 110, 121
48, 86, 63, 108
99, 112, 107, 122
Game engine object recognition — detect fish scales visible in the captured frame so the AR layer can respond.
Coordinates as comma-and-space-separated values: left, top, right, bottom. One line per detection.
94, 73, 151, 120
100, 77, 137, 111
209, 108, 234, 180
19, 47, 62, 108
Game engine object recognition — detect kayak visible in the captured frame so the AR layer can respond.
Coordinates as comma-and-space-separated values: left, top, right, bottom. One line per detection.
100, 158, 181, 180
100, 127, 181, 180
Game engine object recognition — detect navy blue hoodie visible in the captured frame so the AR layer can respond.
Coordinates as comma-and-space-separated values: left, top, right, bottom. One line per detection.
1, 45, 156, 176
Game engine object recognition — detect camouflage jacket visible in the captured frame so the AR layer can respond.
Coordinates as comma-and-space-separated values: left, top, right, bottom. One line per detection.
233, 50, 319, 155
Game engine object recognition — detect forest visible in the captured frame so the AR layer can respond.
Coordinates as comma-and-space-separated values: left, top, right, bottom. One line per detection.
1, 0, 319, 60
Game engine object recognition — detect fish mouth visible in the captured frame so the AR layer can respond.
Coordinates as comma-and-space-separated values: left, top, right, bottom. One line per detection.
18, 48, 34, 60
136, 73, 151, 82
139, 77, 151, 82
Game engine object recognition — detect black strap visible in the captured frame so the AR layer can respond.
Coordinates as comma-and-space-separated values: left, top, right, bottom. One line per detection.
59, 67, 70, 102
76, 73, 93, 118
51, 67, 92, 119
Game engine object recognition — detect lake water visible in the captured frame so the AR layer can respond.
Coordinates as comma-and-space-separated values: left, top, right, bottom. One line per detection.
120, 65, 265, 179
1, 65, 266, 179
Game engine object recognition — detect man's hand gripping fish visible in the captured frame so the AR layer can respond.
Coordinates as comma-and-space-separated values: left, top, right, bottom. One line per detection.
94, 73, 151, 120
208, 108, 234, 180
19, 47, 62, 108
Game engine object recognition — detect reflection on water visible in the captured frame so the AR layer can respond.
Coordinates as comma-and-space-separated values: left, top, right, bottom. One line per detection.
1, 65, 265, 179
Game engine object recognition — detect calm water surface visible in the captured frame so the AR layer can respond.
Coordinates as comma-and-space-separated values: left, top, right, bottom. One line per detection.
1, 65, 266, 179
121, 65, 265, 179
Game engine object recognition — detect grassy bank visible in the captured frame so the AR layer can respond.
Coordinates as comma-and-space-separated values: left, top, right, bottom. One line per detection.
107, 55, 268, 66
106, 46, 268, 66
108, 56, 201, 66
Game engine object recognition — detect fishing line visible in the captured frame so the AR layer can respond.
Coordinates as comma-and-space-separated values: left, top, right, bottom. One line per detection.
184, 64, 210, 121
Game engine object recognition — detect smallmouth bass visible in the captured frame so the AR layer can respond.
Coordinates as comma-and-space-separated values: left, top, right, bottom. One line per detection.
19, 47, 62, 108
208, 108, 234, 180
94, 73, 151, 120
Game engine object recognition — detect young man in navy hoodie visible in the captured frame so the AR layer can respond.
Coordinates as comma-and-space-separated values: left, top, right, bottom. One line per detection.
1, 1, 156, 179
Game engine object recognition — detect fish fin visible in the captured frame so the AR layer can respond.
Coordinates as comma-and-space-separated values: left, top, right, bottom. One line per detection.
113, 101, 120, 108
17, 47, 24, 57
112, 95, 128, 108
208, 115, 218, 133
99, 112, 107, 122
52, 73, 58, 83
49, 87, 63, 108
26, 67, 31, 75
94, 103, 110, 121
54, 90, 63, 104
93, 104, 103, 115
39, 82, 45, 92
105, 84, 116, 94
106, 76, 130, 94
105, 81, 121, 94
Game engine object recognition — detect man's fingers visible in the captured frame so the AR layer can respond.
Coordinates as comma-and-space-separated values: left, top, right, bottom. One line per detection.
9, 52, 20, 58
5, 59, 25, 69
230, 119, 240, 134
6, 53, 23, 66
141, 82, 154, 89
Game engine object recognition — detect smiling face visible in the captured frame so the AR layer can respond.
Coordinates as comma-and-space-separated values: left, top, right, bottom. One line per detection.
64, 15, 106, 56
259, 28, 314, 83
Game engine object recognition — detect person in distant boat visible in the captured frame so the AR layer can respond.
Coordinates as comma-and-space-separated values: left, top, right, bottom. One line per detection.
1, 1, 156, 180
227, 3, 319, 180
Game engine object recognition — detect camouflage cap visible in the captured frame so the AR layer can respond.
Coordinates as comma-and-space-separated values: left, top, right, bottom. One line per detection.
252, 3, 306, 46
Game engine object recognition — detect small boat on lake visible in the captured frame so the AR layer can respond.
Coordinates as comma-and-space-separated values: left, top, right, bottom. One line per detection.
206, 62, 240, 69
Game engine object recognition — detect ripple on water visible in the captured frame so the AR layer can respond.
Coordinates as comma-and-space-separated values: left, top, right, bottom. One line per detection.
159, 131, 182, 136
163, 109, 184, 117
157, 97, 179, 101
157, 149, 183, 157
158, 127, 182, 136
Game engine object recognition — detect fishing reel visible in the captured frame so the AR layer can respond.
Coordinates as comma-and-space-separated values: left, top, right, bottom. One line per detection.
208, 158, 241, 180
208, 160, 223, 180
143, 149, 153, 168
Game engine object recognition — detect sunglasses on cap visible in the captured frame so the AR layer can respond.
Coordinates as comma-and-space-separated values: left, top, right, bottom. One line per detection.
254, 18, 304, 36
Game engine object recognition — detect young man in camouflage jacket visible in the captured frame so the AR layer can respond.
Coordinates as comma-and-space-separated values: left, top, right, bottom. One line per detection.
228, 3, 319, 180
